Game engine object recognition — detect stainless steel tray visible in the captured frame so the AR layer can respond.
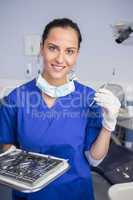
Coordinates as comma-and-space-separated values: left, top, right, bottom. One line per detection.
0, 148, 69, 193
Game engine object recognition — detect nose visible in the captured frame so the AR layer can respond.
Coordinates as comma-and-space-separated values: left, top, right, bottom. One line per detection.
55, 52, 64, 64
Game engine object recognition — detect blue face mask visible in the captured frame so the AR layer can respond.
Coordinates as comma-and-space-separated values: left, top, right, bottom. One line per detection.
36, 74, 75, 98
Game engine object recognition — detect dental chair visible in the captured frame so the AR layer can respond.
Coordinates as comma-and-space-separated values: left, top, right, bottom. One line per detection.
91, 136, 133, 200
108, 182, 133, 200
92, 140, 133, 183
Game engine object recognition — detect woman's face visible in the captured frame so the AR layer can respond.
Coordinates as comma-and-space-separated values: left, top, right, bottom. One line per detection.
40, 27, 79, 85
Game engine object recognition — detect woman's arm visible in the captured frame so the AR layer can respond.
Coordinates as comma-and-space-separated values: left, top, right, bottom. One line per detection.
89, 127, 111, 160
86, 88, 121, 164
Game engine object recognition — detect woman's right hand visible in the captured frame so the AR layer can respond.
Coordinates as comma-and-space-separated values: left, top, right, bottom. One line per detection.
0, 144, 16, 156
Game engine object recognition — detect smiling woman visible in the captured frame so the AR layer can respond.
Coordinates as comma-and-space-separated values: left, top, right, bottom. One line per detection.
40, 20, 80, 86
0, 18, 120, 200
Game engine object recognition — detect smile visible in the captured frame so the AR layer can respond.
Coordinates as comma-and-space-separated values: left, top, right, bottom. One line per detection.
51, 64, 65, 72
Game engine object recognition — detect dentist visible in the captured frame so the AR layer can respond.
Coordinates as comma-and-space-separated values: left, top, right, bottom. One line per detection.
0, 18, 120, 200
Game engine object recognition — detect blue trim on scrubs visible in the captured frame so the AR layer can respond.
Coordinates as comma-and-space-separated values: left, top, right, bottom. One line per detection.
0, 79, 102, 200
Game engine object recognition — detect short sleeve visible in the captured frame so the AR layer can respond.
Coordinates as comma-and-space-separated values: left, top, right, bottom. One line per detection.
84, 102, 103, 151
0, 91, 17, 144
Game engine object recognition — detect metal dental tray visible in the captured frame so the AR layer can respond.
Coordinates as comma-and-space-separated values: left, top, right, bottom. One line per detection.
0, 148, 69, 193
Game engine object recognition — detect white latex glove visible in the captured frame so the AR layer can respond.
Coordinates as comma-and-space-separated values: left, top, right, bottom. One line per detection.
94, 88, 121, 132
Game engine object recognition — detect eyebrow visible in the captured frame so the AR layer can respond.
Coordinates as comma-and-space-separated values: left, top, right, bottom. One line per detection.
47, 42, 77, 50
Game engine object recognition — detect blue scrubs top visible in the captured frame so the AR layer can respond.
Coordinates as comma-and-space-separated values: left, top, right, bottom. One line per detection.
0, 80, 102, 200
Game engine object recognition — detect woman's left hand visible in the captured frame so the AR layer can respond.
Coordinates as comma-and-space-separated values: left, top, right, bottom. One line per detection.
94, 88, 121, 132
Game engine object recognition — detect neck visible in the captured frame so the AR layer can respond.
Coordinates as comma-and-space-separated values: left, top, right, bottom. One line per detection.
42, 72, 67, 86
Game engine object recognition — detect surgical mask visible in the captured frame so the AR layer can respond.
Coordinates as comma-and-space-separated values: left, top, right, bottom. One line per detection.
36, 74, 75, 98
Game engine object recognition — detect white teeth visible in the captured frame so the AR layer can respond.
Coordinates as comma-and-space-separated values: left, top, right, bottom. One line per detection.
52, 64, 63, 68
51, 64, 64, 71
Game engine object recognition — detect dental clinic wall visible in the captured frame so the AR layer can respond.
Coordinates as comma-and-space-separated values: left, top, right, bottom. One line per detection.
0, 0, 133, 92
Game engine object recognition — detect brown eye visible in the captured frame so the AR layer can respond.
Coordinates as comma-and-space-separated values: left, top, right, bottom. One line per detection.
48, 46, 56, 52
66, 49, 75, 55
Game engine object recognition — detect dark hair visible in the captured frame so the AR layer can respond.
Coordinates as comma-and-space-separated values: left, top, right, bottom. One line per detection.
41, 18, 82, 49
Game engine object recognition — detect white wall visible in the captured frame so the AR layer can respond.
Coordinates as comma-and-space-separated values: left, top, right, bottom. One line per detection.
0, 0, 133, 92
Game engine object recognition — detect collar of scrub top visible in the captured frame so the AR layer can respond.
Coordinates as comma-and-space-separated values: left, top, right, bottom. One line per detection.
36, 73, 76, 98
